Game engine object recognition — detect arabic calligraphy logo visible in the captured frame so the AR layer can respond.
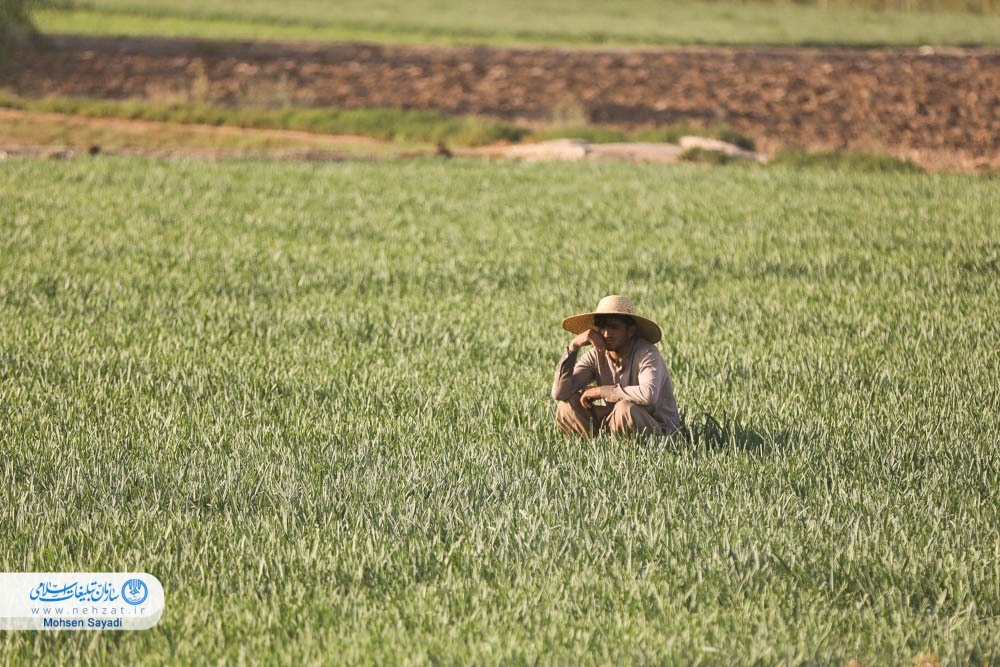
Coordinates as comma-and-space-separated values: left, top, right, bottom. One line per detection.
121, 579, 148, 606
29, 581, 119, 603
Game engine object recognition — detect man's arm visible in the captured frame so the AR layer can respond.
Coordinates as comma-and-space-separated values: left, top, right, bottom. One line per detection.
596, 347, 665, 406
552, 346, 597, 401
552, 330, 605, 401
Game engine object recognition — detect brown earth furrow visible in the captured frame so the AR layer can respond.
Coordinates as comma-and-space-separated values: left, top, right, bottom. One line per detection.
3, 35, 998, 170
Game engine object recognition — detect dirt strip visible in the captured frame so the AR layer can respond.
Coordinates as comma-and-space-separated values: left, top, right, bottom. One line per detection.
3, 35, 998, 170
0, 107, 403, 160
0, 107, 390, 147
0, 109, 762, 164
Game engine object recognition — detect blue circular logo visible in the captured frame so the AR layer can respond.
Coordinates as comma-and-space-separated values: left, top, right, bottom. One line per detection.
121, 579, 148, 605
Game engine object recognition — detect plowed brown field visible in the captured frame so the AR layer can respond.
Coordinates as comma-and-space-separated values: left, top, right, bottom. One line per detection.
4, 35, 998, 170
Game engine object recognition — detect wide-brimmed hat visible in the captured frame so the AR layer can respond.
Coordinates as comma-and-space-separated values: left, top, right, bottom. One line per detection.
562, 295, 662, 344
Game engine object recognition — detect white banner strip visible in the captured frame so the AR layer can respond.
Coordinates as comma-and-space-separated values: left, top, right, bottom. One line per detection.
0, 573, 164, 630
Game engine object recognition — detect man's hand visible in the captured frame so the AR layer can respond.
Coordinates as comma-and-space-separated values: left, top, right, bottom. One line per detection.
569, 329, 606, 354
580, 386, 605, 409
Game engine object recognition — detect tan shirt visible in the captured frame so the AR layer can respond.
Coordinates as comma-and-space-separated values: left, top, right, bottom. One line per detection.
552, 337, 681, 433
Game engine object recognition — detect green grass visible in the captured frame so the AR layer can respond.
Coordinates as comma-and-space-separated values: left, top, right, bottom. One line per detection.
770, 147, 925, 173
1, 157, 998, 664
674, 146, 925, 171
35, 0, 1000, 47
680, 147, 742, 165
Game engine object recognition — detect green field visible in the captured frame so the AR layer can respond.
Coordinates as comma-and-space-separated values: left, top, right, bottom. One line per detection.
1, 157, 998, 664
37, 0, 1000, 46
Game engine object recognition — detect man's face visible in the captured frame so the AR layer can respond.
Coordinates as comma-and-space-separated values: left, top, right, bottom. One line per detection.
594, 317, 636, 354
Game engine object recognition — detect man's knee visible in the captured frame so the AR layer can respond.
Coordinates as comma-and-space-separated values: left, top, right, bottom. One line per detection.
608, 401, 655, 435
556, 400, 590, 436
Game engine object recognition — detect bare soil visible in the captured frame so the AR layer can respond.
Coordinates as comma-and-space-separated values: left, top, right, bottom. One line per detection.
4, 35, 998, 171
0, 107, 394, 154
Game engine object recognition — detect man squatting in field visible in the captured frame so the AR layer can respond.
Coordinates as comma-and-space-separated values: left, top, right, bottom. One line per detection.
553, 295, 681, 437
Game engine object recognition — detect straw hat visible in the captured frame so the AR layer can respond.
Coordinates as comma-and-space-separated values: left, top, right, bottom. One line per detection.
562, 295, 662, 344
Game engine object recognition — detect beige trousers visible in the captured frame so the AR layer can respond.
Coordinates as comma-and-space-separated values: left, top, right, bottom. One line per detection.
556, 396, 662, 437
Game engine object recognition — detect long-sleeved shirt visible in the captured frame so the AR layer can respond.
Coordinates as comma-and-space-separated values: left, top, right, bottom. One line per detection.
551, 337, 681, 433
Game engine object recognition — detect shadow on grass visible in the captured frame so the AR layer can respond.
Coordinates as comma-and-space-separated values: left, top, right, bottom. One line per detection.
674, 411, 802, 454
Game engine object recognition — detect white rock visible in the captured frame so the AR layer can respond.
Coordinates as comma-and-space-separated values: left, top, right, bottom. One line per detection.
500, 138, 591, 161
588, 142, 685, 164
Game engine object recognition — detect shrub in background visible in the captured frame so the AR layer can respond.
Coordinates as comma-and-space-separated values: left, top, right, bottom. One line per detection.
1, 0, 40, 60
